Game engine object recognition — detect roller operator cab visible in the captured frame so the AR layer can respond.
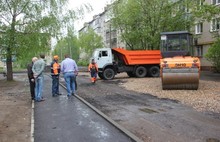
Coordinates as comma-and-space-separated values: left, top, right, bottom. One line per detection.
92, 48, 161, 80
160, 31, 200, 90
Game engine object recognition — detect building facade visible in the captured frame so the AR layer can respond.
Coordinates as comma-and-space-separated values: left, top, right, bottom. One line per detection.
78, 5, 126, 49
194, 0, 220, 70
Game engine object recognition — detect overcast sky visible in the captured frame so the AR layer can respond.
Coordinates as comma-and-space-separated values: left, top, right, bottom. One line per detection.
68, 0, 111, 31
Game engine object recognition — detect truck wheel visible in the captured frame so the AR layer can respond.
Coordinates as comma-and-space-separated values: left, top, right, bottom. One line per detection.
127, 72, 135, 77
103, 68, 115, 80
149, 66, 160, 77
98, 72, 104, 79
135, 66, 147, 78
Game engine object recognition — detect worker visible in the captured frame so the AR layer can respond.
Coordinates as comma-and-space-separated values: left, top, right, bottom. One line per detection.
88, 59, 98, 83
51, 55, 61, 97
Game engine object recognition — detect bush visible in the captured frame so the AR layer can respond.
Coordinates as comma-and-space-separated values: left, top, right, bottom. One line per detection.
205, 38, 220, 72
77, 60, 89, 66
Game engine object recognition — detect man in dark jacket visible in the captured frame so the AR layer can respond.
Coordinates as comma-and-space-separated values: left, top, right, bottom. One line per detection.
27, 57, 38, 100
51, 55, 61, 97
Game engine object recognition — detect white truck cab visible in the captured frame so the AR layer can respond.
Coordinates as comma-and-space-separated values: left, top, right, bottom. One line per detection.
92, 48, 113, 69
91, 48, 116, 80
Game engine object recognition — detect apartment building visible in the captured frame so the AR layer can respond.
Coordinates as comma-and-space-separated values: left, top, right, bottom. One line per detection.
78, 5, 125, 49
194, 0, 220, 70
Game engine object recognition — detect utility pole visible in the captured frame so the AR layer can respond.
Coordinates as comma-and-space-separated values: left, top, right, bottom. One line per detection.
109, 23, 111, 48
69, 38, 72, 58
60, 47, 62, 61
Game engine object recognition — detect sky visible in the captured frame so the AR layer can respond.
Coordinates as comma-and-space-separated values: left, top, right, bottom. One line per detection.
68, 0, 112, 31
52, 0, 111, 48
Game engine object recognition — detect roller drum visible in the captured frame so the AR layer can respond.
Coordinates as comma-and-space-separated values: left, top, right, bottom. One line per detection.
162, 68, 199, 90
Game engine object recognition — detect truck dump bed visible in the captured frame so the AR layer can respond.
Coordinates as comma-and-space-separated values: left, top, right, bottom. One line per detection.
112, 48, 161, 65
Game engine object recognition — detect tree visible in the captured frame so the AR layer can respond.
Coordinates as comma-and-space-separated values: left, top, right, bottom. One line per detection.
53, 32, 80, 62
78, 28, 104, 61
0, 0, 76, 80
111, 0, 219, 50
205, 37, 220, 72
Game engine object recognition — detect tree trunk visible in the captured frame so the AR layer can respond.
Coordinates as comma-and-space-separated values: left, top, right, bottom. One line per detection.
6, 15, 16, 81
6, 53, 13, 81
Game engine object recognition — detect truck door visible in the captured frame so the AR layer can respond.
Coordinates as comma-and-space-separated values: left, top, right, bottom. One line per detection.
96, 50, 112, 68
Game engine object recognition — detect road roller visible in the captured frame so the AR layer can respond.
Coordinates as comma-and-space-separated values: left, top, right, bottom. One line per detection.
160, 31, 200, 90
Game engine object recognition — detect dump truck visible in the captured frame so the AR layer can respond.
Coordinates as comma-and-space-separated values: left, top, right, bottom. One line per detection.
160, 31, 200, 90
92, 48, 161, 80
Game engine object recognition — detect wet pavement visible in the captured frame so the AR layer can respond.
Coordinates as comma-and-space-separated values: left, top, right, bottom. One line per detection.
200, 71, 220, 82
34, 75, 133, 142
74, 74, 220, 142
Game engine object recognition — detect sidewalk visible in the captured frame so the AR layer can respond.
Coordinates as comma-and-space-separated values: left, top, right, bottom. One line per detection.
34, 75, 133, 142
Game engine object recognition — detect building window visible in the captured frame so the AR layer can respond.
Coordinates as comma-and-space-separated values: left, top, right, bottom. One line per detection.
196, 46, 203, 57
197, 0, 204, 9
195, 23, 203, 34
95, 19, 99, 25
212, 0, 220, 5
210, 18, 220, 31
179, 4, 189, 13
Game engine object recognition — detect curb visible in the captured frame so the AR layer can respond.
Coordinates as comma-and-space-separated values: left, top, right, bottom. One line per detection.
30, 100, 35, 142
59, 83, 143, 142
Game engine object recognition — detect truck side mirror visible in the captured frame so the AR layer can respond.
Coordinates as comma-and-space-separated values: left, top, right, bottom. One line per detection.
99, 53, 101, 58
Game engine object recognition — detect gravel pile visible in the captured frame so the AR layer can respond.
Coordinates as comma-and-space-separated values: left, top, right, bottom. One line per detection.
116, 73, 220, 113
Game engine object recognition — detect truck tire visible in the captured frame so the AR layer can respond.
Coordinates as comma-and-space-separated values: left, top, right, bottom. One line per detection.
103, 68, 115, 80
127, 72, 135, 77
135, 66, 147, 78
149, 66, 160, 77
98, 72, 104, 79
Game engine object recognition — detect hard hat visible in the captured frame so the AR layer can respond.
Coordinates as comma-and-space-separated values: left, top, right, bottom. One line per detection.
53, 55, 59, 60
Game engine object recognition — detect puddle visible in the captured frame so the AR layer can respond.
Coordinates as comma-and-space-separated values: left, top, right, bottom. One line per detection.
139, 108, 158, 114
206, 138, 220, 142
79, 75, 89, 77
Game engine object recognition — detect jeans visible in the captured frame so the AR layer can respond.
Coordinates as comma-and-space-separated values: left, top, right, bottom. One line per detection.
52, 75, 59, 95
35, 76, 44, 101
64, 72, 76, 96
90, 72, 97, 78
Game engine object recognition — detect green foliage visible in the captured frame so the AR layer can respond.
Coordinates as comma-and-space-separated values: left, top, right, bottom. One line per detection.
77, 60, 89, 66
111, 0, 217, 50
78, 28, 104, 60
205, 38, 220, 72
15, 33, 51, 68
0, 0, 77, 80
52, 32, 80, 62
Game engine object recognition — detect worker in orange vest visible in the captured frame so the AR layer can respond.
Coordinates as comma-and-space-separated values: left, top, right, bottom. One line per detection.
51, 55, 61, 97
88, 59, 98, 83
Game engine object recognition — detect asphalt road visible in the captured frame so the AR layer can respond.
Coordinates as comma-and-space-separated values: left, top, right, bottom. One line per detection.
34, 75, 134, 142
73, 73, 220, 142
